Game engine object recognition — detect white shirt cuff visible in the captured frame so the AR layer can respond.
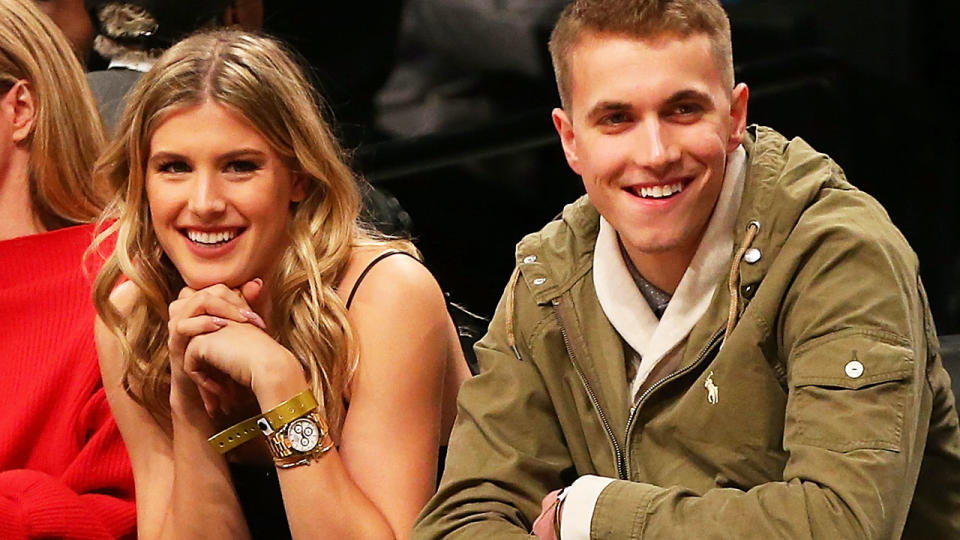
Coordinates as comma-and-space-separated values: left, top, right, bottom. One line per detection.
559, 475, 615, 540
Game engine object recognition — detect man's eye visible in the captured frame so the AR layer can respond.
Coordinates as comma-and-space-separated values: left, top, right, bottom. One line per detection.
226, 160, 261, 174
672, 103, 703, 116
158, 161, 190, 173
602, 112, 629, 125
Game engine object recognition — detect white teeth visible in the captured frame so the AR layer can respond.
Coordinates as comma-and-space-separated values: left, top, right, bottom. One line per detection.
186, 230, 237, 245
638, 181, 684, 199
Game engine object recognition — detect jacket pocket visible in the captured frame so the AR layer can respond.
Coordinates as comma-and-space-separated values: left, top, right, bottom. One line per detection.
786, 329, 915, 453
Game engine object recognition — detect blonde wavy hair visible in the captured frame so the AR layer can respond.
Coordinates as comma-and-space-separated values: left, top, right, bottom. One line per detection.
0, 0, 105, 229
93, 29, 414, 435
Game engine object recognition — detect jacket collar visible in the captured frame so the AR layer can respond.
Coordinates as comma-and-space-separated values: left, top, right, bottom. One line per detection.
593, 146, 746, 397
514, 125, 848, 316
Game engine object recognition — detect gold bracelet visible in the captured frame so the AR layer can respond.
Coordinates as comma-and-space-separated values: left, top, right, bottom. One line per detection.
270, 411, 336, 469
265, 409, 335, 469
208, 389, 318, 454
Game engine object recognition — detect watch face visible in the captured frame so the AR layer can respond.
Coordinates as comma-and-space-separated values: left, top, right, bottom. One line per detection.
287, 418, 320, 452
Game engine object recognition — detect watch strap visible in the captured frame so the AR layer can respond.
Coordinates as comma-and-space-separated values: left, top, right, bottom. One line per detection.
208, 389, 319, 454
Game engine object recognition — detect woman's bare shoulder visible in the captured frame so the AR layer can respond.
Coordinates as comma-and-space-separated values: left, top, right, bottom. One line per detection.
96, 280, 143, 387
107, 279, 141, 317
338, 247, 442, 308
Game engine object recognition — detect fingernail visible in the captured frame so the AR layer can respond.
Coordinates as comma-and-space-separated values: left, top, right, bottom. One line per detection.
241, 310, 267, 329
253, 278, 263, 287
212, 317, 228, 326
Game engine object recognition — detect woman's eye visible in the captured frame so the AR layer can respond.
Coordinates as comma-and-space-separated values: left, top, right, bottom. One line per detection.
158, 161, 190, 173
226, 160, 261, 174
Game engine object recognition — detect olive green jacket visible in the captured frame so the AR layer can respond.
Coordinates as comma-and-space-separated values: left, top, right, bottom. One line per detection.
414, 126, 960, 538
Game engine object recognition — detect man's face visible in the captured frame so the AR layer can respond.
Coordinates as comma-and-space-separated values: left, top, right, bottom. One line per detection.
553, 32, 748, 278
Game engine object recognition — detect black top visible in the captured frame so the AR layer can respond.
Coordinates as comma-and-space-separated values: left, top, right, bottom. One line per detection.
229, 250, 458, 536
230, 462, 291, 539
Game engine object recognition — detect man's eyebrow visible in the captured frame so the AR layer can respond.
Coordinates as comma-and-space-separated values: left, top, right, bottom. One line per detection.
586, 100, 631, 119
664, 89, 714, 105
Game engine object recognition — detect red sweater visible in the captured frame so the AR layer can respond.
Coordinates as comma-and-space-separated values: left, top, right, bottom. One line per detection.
0, 224, 135, 539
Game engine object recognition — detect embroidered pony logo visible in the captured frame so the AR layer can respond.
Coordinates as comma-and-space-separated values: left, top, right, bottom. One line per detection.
704, 371, 719, 405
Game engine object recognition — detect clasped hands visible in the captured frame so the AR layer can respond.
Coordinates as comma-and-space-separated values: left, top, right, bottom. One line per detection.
166, 278, 299, 418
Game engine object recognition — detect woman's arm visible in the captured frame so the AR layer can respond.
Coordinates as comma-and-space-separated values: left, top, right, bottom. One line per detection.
184, 251, 453, 539
285, 252, 450, 539
96, 281, 251, 539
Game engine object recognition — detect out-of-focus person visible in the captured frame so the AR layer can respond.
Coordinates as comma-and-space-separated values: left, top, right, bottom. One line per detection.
0, 0, 136, 538
85, 0, 262, 131
31, 0, 95, 62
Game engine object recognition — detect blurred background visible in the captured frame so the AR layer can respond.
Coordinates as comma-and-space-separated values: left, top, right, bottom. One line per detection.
60, 0, 960, 333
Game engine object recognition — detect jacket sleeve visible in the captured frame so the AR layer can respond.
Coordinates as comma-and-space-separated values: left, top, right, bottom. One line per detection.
588, 196, 944, 539
0, 387, 137, 540
414, 276, 570, 538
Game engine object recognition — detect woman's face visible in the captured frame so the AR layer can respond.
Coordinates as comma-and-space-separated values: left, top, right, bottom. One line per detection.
145, 101, 305, 290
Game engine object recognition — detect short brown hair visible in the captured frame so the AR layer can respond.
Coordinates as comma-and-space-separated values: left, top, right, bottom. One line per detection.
549, 0, 734, 110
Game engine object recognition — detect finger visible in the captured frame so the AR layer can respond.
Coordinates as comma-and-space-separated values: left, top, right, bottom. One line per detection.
540, 490, 558, 513
171, 293, 257, 326
185, 363, 230, 414
177, 286, 197, 300
168, 316, 228, 357
531, 507, 553, 538
239, 278, 263, 305
205, 283, 251, 309
197, 383, 220, 418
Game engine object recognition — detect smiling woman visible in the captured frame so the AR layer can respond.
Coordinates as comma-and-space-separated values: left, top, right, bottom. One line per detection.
91, 29, 470, 539
145, 102, 305, 291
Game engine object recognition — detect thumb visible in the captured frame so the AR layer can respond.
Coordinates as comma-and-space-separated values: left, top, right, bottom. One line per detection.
240, 278, 263, 305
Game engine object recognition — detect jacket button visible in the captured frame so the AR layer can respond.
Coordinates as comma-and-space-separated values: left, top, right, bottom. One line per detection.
523, 255, 537, 264
533, 277, 546, 286
744, 248, 761, 264
845, 360, 864, 378
741, 284, 755, 298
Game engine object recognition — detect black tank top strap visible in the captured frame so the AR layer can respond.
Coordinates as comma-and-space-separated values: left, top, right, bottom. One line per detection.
345, 250, 422, 310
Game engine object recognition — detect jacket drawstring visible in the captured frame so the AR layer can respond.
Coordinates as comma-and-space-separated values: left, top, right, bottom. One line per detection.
505, 266, 522, 360
725, 221, 761, 342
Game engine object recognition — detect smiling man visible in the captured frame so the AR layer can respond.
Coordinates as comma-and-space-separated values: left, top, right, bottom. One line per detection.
414, 1, 960, 539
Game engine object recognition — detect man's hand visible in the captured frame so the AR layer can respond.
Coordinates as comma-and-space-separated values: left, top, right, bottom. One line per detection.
532, 488, 564, 540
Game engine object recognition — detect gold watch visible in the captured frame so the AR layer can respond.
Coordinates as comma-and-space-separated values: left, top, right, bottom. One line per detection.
258, 409, 335, 468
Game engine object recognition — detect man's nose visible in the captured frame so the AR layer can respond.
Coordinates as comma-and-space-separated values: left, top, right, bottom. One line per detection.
187, 171, 226, 217
634, 119, 680, 173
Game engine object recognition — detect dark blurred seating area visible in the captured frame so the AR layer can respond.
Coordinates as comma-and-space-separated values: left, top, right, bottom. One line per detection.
317, 0, 960, 336
80, 0, 959, 332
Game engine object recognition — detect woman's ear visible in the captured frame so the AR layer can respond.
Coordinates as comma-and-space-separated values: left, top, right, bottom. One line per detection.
290, 171, 308, 203
4, 80, 36, 143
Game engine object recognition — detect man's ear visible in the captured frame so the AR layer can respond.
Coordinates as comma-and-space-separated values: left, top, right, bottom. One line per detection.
726, 82, 749, 152
552, 107, 581, 175
5, 80, 36, 144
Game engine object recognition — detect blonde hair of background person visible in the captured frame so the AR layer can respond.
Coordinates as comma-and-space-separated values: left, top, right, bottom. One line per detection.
0, 0, 104, 237
92, 29, 469, 538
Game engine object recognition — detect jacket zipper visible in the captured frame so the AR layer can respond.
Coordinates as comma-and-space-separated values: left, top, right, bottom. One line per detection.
622, 328, 725, 479
552, 297, 628, 480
